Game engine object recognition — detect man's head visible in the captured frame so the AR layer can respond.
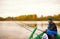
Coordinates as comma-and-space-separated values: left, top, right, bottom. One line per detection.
48, 18, 53, 23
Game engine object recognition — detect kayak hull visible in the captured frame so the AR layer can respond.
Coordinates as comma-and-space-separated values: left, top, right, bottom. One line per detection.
33, 33, 60, 39
56, 34, 60, 39
28, 27, 60, 39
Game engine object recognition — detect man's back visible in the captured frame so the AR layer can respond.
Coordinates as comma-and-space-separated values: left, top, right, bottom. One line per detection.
48, 22, 57, 32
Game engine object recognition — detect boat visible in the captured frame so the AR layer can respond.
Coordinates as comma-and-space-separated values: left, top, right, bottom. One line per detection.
28, 27, 60, 39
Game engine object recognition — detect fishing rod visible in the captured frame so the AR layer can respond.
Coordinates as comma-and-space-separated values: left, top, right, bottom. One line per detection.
20, 22, 44, 32
15, 22, 46, 39
15, 22, 45, 33
15, 22, 39, 35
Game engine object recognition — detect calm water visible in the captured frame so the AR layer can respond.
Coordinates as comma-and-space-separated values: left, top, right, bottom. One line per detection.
0, 21, 60, 39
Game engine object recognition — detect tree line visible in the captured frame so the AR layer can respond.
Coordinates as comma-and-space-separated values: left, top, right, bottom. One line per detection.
37, 14, 60, 21
0, 14, 60, 21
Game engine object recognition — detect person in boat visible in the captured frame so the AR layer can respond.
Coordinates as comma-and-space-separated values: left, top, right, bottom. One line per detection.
43, 18, 57, 39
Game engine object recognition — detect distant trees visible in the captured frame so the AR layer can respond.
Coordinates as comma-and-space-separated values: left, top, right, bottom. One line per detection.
53, 14, 60, 21
4, 17, 13, 21
37, 14, 60, 21
0, 14, 60, 21
14, 14, 37, 21
0, 17, 4, 21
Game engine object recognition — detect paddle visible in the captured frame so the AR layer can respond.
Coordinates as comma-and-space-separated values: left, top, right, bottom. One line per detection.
28, 27, 45, 39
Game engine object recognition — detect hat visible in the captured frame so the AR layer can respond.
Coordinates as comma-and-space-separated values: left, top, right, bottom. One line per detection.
48, 18, 53, 21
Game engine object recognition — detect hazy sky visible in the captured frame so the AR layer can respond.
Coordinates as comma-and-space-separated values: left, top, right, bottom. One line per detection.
0, 0, 60, 17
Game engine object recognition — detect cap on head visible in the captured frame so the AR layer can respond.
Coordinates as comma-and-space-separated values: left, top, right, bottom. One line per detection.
48, 18, 53, 21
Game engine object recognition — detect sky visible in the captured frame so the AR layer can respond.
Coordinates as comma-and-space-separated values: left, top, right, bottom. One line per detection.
0, 0, 60, 17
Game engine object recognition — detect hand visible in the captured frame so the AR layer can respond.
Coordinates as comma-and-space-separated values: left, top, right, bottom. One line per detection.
42, 30, 46, 33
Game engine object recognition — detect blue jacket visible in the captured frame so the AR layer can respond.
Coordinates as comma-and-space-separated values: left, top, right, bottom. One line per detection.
46, 22, 57, 35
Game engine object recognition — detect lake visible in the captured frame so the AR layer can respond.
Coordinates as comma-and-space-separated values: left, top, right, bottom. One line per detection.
0, 21, 60, 39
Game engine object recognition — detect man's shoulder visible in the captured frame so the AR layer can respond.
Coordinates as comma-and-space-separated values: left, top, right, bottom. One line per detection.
50, 22, 55, 25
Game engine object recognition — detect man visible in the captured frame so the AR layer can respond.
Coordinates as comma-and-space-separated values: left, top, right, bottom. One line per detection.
43, 18, 57, 39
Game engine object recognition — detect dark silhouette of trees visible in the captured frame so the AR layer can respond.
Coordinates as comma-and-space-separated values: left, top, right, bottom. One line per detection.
4, 17, 13, 21
0, 17, 4, 21
0, 14, 60, 21
14, 14, 37, 21
37, 14, 60, 21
